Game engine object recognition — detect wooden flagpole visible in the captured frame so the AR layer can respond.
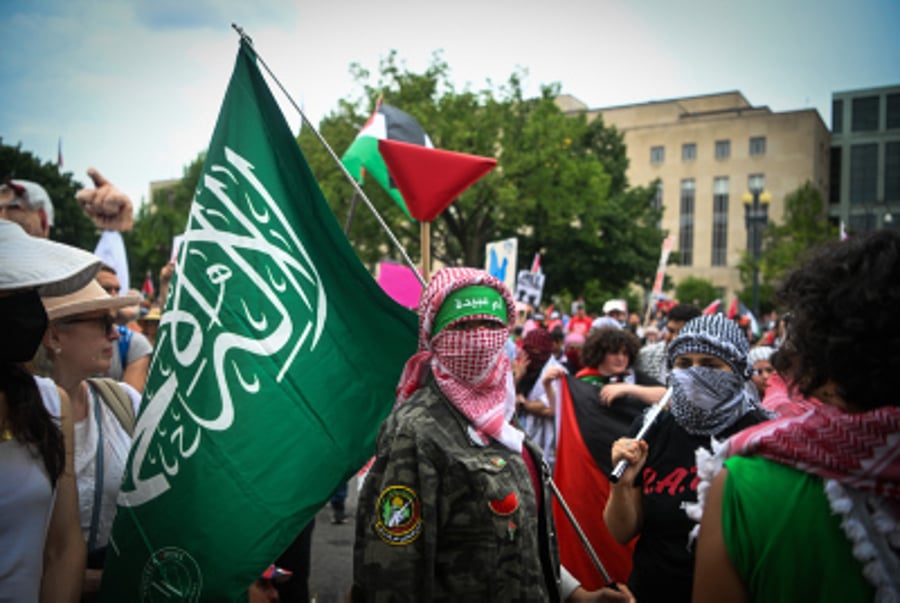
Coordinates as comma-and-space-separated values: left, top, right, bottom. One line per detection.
420, 221, 431, 282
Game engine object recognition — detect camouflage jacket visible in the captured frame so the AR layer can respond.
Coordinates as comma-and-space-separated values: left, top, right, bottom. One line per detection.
352, 376, 562, 602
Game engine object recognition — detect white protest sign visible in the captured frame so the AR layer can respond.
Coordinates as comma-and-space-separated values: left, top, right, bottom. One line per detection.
515, 270, 545, 308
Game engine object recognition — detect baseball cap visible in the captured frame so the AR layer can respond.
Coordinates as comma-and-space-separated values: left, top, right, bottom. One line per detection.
602, 299, 627, 315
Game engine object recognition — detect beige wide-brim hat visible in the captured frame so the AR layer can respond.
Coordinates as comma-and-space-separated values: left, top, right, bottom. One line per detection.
0, 219, 101, 296
42, 279, 141, 322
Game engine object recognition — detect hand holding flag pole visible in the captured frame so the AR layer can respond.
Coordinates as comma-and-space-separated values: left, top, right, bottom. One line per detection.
610, 387, 673, 482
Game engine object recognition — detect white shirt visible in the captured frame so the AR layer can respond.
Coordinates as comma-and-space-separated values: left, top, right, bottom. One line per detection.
519, 357, 565, 470
73, 381, 141, 550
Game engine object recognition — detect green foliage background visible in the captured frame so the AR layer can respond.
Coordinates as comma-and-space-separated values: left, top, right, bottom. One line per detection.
12, 55, 841, 311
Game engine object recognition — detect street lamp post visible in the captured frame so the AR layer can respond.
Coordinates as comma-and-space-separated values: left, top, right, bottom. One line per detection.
742, 188, 771, 318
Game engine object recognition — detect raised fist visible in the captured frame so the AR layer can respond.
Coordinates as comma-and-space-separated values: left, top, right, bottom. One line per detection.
76, 168, 134, 231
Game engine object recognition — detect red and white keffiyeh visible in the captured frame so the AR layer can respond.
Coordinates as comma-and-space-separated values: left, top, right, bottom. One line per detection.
728, 404, 900, 498
687, 402, 900, 599
396, 267, 522, 451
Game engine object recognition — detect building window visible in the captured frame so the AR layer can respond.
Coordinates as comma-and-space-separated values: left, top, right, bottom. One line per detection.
887, 94, 900, 130
850, 143, 878, 204
852, 96, 879, 132
748, 173, 765, 193
849, 214, 877, 233
886, 142, 900, 202
651, 146, 665, 164
830, 147, 842, 205
682, 143, 697, 161
712, 177, 729, 266
653, 182, 663, 212
679, 179, 695, 266
749, 136, 767, 156
715, 140, 730, 159
832, 99, 843, 133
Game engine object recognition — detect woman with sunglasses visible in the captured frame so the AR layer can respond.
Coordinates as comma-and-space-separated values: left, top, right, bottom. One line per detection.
38, 279, 141, 600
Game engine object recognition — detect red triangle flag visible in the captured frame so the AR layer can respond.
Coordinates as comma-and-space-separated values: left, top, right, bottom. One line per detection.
378, 139, 497, 222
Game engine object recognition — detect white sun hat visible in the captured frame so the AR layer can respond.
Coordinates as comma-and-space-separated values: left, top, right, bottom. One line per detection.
42, 280, 141, 322
0, 219, 101, 296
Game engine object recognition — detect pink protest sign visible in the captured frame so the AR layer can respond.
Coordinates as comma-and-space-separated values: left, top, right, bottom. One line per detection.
377, 262, 423, 309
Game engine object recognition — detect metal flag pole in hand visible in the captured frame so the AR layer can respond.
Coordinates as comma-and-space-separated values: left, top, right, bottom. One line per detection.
610, 387, 673, 483
544, 463, 614, 586
231, 23, 426, 287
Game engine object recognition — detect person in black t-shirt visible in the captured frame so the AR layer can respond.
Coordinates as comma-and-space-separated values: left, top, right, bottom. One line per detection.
604, 314, 769, 602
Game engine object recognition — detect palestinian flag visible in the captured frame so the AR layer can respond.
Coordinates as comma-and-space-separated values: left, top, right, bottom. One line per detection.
141, 270, 154, 298
727, 297, 760, 338
702, 299, 722, 315
342, 100, 433, 219
552, 375, 643, 588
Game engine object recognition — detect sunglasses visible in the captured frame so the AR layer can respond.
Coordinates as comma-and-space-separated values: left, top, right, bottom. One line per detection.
61, 314, 117, 334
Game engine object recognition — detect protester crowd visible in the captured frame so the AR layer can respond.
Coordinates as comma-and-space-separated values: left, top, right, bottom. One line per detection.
1, 172, 897, 602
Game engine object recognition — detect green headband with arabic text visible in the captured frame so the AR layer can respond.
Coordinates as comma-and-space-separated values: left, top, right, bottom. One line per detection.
432, 285, 508, 335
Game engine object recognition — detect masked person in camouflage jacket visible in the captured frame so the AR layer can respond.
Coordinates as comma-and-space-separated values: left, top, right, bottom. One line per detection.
352, 268, 634, 603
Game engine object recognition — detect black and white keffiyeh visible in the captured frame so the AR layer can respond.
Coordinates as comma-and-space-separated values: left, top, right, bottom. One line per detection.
669, 366, 754, 435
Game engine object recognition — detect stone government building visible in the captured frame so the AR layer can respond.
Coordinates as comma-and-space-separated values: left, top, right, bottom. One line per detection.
558, 91, 831, 297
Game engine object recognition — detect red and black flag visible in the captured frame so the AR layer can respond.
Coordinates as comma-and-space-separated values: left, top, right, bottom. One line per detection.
552, 375, 644, 588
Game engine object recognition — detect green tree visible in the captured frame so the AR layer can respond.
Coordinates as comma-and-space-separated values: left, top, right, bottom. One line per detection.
737, 182, 835, 312
0, 139, 97, 249
675, 276, 720, 309
124, 154, 204, 289
298, 51, 663, 300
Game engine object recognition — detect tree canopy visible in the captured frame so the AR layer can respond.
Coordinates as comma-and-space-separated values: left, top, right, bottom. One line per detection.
737, 182, 835, 312
0, 139, 97, 250
9, 52, 666, 300
299, 51, 664, 300
675, 276, 720, 309
125, 154, 204, 288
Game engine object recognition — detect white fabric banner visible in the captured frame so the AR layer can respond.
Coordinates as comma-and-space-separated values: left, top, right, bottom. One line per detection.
94, 230, 129, 293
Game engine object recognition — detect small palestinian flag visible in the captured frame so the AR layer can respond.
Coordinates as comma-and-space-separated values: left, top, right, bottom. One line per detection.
342, 100, 433, 220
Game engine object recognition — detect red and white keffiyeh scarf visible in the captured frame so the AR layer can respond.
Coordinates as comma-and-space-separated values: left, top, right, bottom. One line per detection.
396, 267, 523, 451
728, 403, 900, 498
687, 402, 900, 599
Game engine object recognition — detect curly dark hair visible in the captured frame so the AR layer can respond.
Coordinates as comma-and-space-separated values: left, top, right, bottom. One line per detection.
581, 327, 641, 369
773, 230, 900, 410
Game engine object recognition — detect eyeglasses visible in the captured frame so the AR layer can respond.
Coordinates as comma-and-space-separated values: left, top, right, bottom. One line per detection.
60, 314, 117, 334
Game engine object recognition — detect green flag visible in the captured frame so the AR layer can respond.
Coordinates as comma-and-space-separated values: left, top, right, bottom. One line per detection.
100, 40, 417, 601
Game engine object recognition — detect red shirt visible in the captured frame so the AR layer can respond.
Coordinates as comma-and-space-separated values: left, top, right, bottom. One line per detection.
567, 315, 593, 336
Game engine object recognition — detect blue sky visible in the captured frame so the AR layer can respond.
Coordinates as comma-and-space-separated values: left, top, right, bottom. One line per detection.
2, 0, 898, 207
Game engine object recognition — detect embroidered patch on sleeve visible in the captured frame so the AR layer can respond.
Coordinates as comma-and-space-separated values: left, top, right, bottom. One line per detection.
374, 485, 423, 546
